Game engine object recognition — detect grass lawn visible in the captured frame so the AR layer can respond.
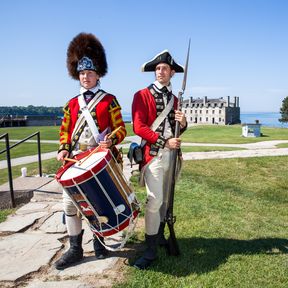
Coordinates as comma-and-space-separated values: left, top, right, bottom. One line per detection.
0, 123, 135, 141
118, 156, 288, 288
0, 142, 58, 161
0, 208, 16, 223
2, 124, 288, 145
1, 124, 287, 162
182, 125, 288, 143
0, 158, 62, 186
277, 143, 288, 148
0, 126, 60, 141
0, 125, 287, 286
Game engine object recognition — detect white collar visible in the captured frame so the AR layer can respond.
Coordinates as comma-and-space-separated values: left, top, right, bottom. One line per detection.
80, 84, 100, 95
153, 80, 172, 93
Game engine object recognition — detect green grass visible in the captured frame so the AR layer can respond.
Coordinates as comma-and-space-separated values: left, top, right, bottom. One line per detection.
1, 125, 287, 286
0, 208, 16, 223
0, 142, 58, 160
277, 143, 288, 148
0, 123, 135, 141
118, 156, 288, 288
0, 158, 61, 186
182, 125, 288, 143
0, 124, 134, 161
0, 126, 60, 140
2, 124, 288, 145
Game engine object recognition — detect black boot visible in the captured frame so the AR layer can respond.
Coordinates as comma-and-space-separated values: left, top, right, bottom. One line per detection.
158, 222, 168, 247
54, 230, 84, 270
134, 234, 158, 270
93, 235, 108, 259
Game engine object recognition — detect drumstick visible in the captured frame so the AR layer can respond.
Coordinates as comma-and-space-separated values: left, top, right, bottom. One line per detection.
63, 157, 79, 163
79, 126, 123, 166
105, 126, 123, 140
78, 146, 101, 166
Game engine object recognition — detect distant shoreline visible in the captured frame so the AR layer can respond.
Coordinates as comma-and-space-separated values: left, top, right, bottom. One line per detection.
122, 112, 285, 128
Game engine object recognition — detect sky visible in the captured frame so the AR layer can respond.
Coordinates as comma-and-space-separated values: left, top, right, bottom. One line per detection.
0, 0, 287, 113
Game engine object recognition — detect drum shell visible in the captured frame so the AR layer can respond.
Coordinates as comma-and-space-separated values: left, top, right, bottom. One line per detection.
56, 148, 139, 237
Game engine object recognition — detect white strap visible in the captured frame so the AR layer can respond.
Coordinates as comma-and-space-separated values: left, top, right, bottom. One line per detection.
71, 91, 107, 143
151, 96, 174, 131
141, 96, 174, 147
78, 95, 100, 142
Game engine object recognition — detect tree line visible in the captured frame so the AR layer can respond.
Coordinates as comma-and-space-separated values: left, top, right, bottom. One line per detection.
0, 105, 63, 116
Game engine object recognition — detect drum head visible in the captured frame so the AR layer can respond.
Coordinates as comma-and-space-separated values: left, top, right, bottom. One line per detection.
61, 151, 107, 180
56, 148, 112, 187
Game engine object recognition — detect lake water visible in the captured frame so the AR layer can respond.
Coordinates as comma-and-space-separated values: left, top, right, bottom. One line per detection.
122, 112, 286, 128
240, 112, 286, 128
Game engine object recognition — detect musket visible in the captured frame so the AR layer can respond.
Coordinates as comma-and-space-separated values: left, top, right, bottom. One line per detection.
165, 39, 190, 256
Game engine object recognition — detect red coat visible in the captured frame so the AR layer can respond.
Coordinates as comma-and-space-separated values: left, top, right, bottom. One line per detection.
132, 87, 179, 167
59, 93, 126, 152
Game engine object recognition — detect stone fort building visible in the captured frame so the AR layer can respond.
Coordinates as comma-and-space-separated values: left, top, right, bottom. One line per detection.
182, 96, 240, 125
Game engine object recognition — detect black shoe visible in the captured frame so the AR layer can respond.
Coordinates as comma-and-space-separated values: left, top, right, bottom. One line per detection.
134, 256, 155, 270
93, 235, 108, 259
133, 234, 158, 270
55, 231, 84, 270
54, 248, 83, 270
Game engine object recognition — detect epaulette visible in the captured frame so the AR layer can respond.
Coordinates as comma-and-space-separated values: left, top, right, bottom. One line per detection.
109, 98, 121, 111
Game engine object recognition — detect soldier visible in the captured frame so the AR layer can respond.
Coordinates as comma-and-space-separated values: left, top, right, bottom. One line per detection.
55, 33, 126, 270
132, 50, 187, 269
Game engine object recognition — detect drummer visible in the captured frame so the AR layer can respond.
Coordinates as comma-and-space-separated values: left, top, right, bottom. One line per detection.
55, 33, 127, 270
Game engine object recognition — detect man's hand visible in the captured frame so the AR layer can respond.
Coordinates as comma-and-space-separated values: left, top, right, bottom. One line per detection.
99, 135, 113, 149
175, 110, 187, 128
165, 137, 181, 149
57, 150, 69, 162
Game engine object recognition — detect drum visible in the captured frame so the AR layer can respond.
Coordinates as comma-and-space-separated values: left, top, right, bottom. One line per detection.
56, 147, 140, 238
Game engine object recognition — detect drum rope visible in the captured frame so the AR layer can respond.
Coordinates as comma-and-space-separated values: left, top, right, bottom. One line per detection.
60, 148, 140, 252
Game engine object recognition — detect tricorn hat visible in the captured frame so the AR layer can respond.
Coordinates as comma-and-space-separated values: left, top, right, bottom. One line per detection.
67, 33, 107, 80
141, 50, 184, 73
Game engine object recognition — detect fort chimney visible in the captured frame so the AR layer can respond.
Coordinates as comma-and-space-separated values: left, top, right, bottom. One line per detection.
203, 96, 207, 105
227, 96, 230, 107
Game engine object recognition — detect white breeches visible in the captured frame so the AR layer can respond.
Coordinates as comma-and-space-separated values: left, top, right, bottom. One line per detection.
143, 148, 172, 235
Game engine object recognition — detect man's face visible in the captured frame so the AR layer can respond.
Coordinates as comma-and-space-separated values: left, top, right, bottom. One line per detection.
79, 70, 100, 89
155, 63, 175, 86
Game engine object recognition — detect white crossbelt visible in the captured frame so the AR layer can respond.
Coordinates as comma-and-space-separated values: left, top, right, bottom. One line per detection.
141, 96, 174, 147
71, 90, 107, 143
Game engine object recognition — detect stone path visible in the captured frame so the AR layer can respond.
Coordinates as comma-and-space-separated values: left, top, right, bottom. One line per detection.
0, 157, 135, 288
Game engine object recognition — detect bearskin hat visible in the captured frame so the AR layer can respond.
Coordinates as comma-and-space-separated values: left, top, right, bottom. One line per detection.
67, 33, 107, 80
